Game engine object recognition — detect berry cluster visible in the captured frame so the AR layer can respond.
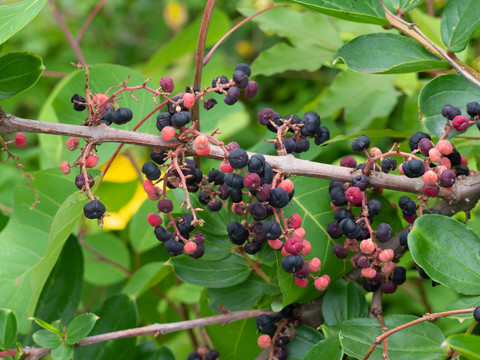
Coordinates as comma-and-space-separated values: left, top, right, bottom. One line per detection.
187, 347, 219, 360
255, 306, 299, 360
257, 108, 330, 155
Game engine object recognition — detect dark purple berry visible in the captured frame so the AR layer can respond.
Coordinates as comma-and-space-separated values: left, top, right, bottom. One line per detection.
217, 184, 230, 200
473, 306, 480, 324
190, 244, 205, 259
294, 136, 310, 153
381, 157, 397, 173
256, 184, 271, 202
262, 220, 282, 240
112, 107, 133, 125
269, 187, 289, 208
408, 132, 431, 151
281, 255, 304, 273
154, 226, 172, 242
243, 173, 261, 190
228, 148, 249, 169
157, 199, 174, 213
159, 76, 174, 93
171, 111, 192, 128
339, 218, 361, 238
167, 95, 187, 114
439, 170, 456, 188
330, 188, 347, 207
164, 239, 184, 256
100, 107, 114, 125
275, 336, 290, 347
418, 138, 434, 157
224, 173, 244, 189
178, 213, 194, 234
327, 221, 343, 239
314, 126, 330, 146
332, 244, 347, 259
248, 154, 265, 176
392, 266, 406, 285
227, 222, 249, 245
232, 69, 249, 88
204, 97, 217, 110
142, 161, 161, 181
381, 281, 397, 294
75, 173, 94, 190
212, 75, 229, 93
156, 112, 172, 131
207, 169, 224, 185
376, 223, 393, 242
83, 200, 106, 219
352, 135, 371, 152
399, 231, 409, 248
367, 199, 382, 218
455, 165, 469, 176
300, 111, 320, 136
258, 108, 278, 126
441, 105, 461, 120
71, 94, 86, 111
224, 87, 241, 105
245, 81, 258, 98
244, 241, 262, 255
207, 199, 222, 212
446, 151, 462, 167
334, 208, 354, 223
250, 202, 267, 221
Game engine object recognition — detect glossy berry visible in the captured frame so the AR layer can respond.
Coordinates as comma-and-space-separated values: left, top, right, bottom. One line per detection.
269, 187, 289, 208
281, 255, 304, 273
171, 111, 192, 128
224, 173, 244, 189
245, 81, 258, 98
381, 157, 397, 173
399, 196, 416, 215
83, 200, 106, 219
178, 213, 195, 234
408, 131, 431, 151
243, 173, 261, 190
244, 241, 262, 255
164, 240, 184, 256
339, 218, 361, 239
330, 188, 347, 207
399, 231, 409, 248
257, 108, 278, 126
71, 94, 86, 111
227, 222, 249, 245
142, 161, 161, 181
294, 137, 310, 153
75, 173, 94, 190
441, 104, 461, 120
154, 226, 171, 242
15, 133, 27, 147
314, 126, 330, 146
402, 159, 425, 178
249, 202, 267, 221
224, 86, 241, 105
228, 148, 249, 169
367, 199, 382, 218
376, 223, 393, 243
332, 244, 347, 259
207, 199, 222, 212
262, 220, 282, 240
392, 266, 407, 285
473, 306, 480, 324
256, 314, 276, 335
352, 135, 371, 152
112, 107, 133, 125
418, 138, 434, 157
156, 112, 172, 131
300, 111, 321, 136
452, 115, 470, 132
232, 69, 249, 88
159, 76, 174, 93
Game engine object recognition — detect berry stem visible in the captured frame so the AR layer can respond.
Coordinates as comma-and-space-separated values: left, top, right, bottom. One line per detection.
237, 247, 270, 283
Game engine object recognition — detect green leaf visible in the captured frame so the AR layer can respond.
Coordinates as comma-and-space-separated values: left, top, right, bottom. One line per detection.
206, 274, 265, 313
34, 235, 83, 327
135, 342, 175, 360
321, 280, 368, 326
303, 334, 343, 360
0, 309, 17, 350
387, 0, 425, 12
129, 199, 162, 253
418, 74, 480, 138
51, 343, 74, 360
275, 0, 389, 26
0, 0, 47, 45
441, 0, 480, 52
32, 329, 63, 348
316, 70, 398, 133
0, 52, 43, 99
409, 215, 480, 295
82, 232, 131, 286
65, 313, 99, 345
286, 325, 324, 359
445, 334, 480, 360
38, 65, 158, 169
169, 254, 251, 288
333, 33, 447, 74
144, 9, 230, 73
323, 315, 446, 360
75, 294, 138, 360
30, 317, 63, 336
122, 262, 171, 298
277, 176, 346, 306
445, 296, 480, 321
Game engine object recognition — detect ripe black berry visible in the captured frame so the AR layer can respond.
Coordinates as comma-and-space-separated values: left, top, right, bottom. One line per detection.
441, 104, 461, 120
314, 126, 330, 146
250, 202, 267, 221
255, 314, 276, 335
445, 150, 462, 167
207, 199, 222, 212
164, 239, 184, 256
167, 95, 187, 114
352, 135, 371, 152
399, 231, 409, 248
112, 107, 133, 125
281, 255, 304, 273
392, 266, 407, 285
244, 241, 262, 255
277, 137, 296, 153
398, 196, 416, 215
224, 173, 244, 189
367, 199, 382, 218
100, 107, 114, 125
204, 97, 217, 110
234, 63, 252, 77
228, 148, 249, 169
269, 188, 289, 208
229, 188, 243, 203
418, 267, 430, 279
376, 223, 393, 243
408, 131, 431, 151
227, 222, 249, 245
332, 244, 347, 259
473, 306, 480, 324
207, 169, 224, 185
339, 218, 361, 238
71, 94, 86, 111
327, 221, 343, 239
455, 165, 469, 176
300, 111, 320, 136
83, 200, 106, 219
156, 112, 172, 131
402, 159, 425, 178
154, 226, 172, 242
171, 111, 192, 128
467, 102, 480, 117
142, 161, 161, 181
248, 154, 265, 176
294, 137, 310, 153
190, 243, 205, 259
205, 349, 220, 360
212, 75, 229, 93
275, 336, 290, 347
232, 69, 249, 88
150, 149, 168, 164
262, 220, 282, 240
178, 213, 194, 234
381, 157, 397, 173
334, 208, 354, 222
224, 87, 241, 105
329, 188, 347, 207
352, 174, 370, 191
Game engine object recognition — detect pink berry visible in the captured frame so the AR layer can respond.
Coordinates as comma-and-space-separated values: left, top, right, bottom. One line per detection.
440, 157, 451, 169
159, 76, 174, 93
284, 237, 304, 255
268, 239, 283, 250
281, 247, 289, 257
243, 173, 261, 190
60, 161, 71, 174
184, 241, 197, 254
66, 137, 79, 151
85, 153, 99, 168
219, 160, 234, 173
369, 147, 382, 157
278, 179, 294, 194
300, 240, 311, 255
287, 213, 302, 229
161, 126, 176, 142
195, 145, 211, 156
257, 334, 271, 349
314, 275, 330, 291
295, 277, 309, 287
15, 133, 27, 147
345, 186, 363, 207
143, 179, 156, 195
309, 258, 321, 272
437, 140, 453, 155
93, 93, 109, 107
293, 228, 306, 238
360, 239, 376, 254
428, 148, 442, 162
422, 170, 438, 186
398, 163, 404, 175
147, 212, 162, 227
452, 115, 469, 132
378, 249, 394, 263
147, 191, 161, 201
361, 267, 377, 279
423, 184, 439, 197
340, 156, 357, 168
183, 93, 195, 108
382, 261, 397, 273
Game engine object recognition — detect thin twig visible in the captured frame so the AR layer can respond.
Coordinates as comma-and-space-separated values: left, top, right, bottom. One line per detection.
363, 308, 477, 359
49, 0, 87, 66
379, 0, 480, 88
77, 0, 108, 43
42, 71, 68, 78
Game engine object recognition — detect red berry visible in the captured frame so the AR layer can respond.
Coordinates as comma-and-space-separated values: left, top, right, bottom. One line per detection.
194, 135, 209, 150
184, 241, 197, 254
278, 179, 294, 193
437, 140, 453, 155
284, 237, 304, 255
85, 153, 99, 168
423, 184, 439, 197
161, 126, 176, 142
293, 228, 305, 238
300, 240, 311, 255
219, 160, 234, 173
314, 275, 330, 291
452, 115, 469, 132
143, 179, 156, 195
345, 186, 363, 206
159, 76, 174, 93
287, 213, 302, 229
60, 161, 71, 174
195, 145, 211, 156
257, 334, 271, 349
66, 137, 79, 151
93, 93, 109, 107
361, 267, 377, 279
147, 212, 162, 227
340, 156, 357, 168
268, 239, 283, 250
243, 173, 261, 190
15, 133, 27, 147
183, 93, 195, 108
295, 277, 309, 287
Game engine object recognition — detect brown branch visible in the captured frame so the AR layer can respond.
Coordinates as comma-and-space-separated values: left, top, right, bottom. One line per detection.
49, 0, 87, 66
2, 114, 480, 203
363, 308, 477, 360
379, 0, 480, 88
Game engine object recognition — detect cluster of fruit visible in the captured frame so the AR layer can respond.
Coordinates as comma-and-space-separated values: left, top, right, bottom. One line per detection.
187, 348, 219, 360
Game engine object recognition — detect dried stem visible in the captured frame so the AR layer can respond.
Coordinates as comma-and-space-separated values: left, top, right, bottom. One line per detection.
363, 308, 477, 360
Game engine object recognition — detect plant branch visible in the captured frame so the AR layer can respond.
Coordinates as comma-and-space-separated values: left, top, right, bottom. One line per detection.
363, 308, 477, 360
380, 0, 480, 88
77, 0, 109, 44
2, 114, 480, 203
49, 0, 87, 66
